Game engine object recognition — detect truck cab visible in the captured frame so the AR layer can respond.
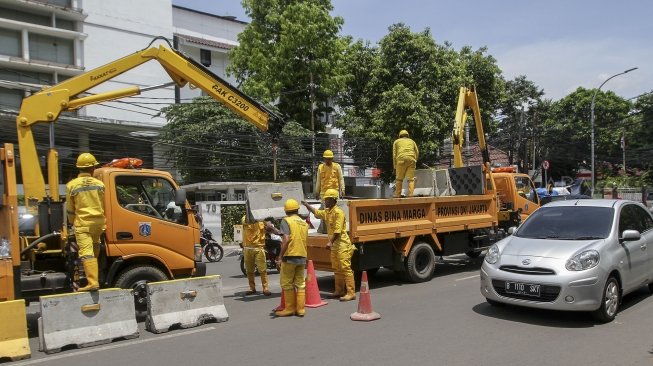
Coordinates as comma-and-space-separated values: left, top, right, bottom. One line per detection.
492, 170, 540, 222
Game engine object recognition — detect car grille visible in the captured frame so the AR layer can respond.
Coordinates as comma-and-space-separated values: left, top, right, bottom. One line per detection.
499, 265, 556, 275
491, 279, 561, 302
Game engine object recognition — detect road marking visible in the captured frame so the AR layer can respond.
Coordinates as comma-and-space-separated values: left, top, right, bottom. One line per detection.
455, 274, 480, 281
13, 326, 216, 365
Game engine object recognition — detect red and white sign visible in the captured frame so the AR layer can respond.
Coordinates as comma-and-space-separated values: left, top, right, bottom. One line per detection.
542, 160, 550, 170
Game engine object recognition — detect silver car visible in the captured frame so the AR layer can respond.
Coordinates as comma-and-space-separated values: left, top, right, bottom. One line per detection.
480, 199, 653, 322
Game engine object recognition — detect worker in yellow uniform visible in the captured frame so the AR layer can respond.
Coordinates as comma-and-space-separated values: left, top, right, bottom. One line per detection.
66, 153, 106, 292
393, 129, 419, 198
315, 149, 345, 200
241, 215, 272, 296
275, 199, 309, 317
302, 189, 356, 301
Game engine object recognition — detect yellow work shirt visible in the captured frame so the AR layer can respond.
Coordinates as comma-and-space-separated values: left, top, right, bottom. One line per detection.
65, 172, 106, 228
315, 162, 344, 196
281, 214, 308, 258
393, 137, 419, 169
314, 206, 352, 249
242, 219, 266, 248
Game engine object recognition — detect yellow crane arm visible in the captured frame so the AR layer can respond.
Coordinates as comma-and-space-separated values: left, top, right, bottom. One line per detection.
451, 86, 490, 168
15, 38, 283, 209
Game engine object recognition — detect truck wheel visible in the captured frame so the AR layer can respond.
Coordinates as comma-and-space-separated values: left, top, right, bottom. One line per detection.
114, 265, 168, 319
405, 242, 435, 283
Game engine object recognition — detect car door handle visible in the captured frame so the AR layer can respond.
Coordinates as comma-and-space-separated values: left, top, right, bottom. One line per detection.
117, 232, 133, 240
640, 244, 647, 250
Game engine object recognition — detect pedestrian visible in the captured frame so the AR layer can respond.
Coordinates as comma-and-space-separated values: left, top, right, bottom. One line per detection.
66, 152, 106, 292
315, 149, 345, 200
275, 199, 309, 317
393, 129, 419, 197
302, 189, 356, 301
242, 215, 272, 296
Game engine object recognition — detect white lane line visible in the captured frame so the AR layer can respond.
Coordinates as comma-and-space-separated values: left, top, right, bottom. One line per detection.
455, 274, 480, 281
13, 326, 216, 366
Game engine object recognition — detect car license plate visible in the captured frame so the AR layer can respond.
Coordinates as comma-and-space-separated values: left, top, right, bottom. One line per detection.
505, 281, 541, 297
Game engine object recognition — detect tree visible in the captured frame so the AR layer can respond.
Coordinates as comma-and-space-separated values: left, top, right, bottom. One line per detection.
228, 0, 346, 131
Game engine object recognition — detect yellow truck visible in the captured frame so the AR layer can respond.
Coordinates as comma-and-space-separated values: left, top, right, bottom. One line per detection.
307, 86, 540, 282
0, 37, 281, 313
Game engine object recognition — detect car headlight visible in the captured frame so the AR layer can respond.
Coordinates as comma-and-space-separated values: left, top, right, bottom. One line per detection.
485, 244, 500, 264
566, 250, 600, 271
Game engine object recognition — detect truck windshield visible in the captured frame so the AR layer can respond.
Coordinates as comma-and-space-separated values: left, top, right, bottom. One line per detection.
515, 206, 614, 240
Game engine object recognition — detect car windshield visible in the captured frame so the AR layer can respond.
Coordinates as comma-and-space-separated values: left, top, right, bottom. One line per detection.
515, 206, 614, 240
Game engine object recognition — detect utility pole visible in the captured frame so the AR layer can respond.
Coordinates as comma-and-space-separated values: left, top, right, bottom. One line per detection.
621, 132, 626, 176
310, 70, 316, 195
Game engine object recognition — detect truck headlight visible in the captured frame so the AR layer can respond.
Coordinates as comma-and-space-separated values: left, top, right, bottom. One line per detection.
485, 244, 500, 264
566, 250, 600, 271
194, 244, 203, 262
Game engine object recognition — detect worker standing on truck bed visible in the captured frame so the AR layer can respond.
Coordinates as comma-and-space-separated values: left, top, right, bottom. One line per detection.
275, 199, 309, 317
315, 149, 345, 200
66, 153, 106, 292
393, 129, 419, 198
302, 189, 356, 301
242, 215, 272, 296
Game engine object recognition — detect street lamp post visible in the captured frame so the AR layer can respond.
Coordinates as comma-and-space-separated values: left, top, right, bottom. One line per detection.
589, 67, 638, 197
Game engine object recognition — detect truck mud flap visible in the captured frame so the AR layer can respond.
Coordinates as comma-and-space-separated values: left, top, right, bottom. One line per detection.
38, 289, 138, 354
145, 275, 228, 334
0, 299, 31, 361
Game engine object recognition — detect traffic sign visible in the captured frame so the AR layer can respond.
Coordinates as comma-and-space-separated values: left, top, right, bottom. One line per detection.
542, 160, 550, 170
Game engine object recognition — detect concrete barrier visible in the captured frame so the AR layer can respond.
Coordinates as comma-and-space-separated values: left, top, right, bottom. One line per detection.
146, 275, 228, 334
38, 289, 138, 354
0, 299, 31, 361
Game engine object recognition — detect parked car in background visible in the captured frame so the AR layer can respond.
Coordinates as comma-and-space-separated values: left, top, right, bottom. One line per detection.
481, 199, 653, 322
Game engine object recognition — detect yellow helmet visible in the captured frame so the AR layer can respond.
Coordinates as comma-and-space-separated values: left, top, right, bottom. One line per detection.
284, 199, 300, 212
323, 149, 334, 158
323, 188, 339, 200
76, 153, 100, 168
399, 130, 409, 138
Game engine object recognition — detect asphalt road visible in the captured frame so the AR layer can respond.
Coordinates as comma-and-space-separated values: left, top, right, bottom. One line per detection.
11, 250, 653, 366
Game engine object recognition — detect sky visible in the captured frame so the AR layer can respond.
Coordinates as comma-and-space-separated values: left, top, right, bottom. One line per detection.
172, 0, 653, 102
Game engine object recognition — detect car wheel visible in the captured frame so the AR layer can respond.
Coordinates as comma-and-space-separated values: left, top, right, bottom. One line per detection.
591, 276, 620, 323
405, 241, 436, 283
486, 298, 505, 307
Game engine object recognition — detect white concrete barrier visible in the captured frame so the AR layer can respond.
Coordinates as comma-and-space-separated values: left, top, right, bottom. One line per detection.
145, 275, 228, 334
0, 299, 31, 361
38, 289, 138, 354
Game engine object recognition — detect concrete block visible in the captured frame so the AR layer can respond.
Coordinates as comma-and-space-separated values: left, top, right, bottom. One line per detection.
146, 275, 228, 334
38, 289, 138, 354
0, 299, 31, 361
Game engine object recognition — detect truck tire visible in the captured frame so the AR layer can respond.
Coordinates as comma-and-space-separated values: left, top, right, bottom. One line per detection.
405, 241, 435, 283
114, 265, 168, 319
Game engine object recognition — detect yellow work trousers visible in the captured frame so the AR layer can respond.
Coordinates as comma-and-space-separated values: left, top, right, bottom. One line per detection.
244, 247, 267, 274
75, 223, 104, 259
395, 159, 416, 181
331, 245, 354, 279
279, 262, 306, 290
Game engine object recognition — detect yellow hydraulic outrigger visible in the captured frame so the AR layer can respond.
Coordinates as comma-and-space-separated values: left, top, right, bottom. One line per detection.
16, 37, 282, 214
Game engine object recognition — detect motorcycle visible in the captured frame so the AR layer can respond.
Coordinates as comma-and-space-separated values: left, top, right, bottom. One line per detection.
239, 234, 281, 275
201, 228, 224, 262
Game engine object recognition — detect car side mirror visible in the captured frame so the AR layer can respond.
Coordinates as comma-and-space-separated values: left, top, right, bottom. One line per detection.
508, 226, 517, 235
621, 229, 641, 242
175, 188, 187, 206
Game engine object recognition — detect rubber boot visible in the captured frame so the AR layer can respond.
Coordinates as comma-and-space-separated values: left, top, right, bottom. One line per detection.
275, 290, 296, 317
260, 271, 271, 296
339, 275, 356, 301
393, 180, 403, 198
328, 274, 345, 298
407, 179, 415, 197
77, 258, 99, 292
246, 273, 257, 295
295, 289, 306, 317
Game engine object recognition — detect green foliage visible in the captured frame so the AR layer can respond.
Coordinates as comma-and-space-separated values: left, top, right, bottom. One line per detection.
221, 204, 246, 242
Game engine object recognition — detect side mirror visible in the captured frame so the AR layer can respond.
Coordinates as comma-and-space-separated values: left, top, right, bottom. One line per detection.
175, 189, 187, 206
621, 229, 641, 242
508, 226, 517, 235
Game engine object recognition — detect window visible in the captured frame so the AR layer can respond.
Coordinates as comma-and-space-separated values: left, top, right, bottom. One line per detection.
514, 176, 538, 204
29, 34, 74, 65
200, 49, 211, 67
115, 176, 186, 225
619, 205, 643, 234
0, 28, 21, 57
516, 206, 614, 240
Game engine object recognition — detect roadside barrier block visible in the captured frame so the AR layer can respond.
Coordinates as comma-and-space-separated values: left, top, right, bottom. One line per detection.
146, 275, 228, 334
38, 289, 138, 354
0, 299, 31, 361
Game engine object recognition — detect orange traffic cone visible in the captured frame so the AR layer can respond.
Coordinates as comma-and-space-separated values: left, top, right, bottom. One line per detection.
273, 289, 287, 311
350, 271, 380, 321
304, 260, 327, 308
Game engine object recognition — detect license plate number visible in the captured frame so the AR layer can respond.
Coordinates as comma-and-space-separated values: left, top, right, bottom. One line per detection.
505, 281, 541, 297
